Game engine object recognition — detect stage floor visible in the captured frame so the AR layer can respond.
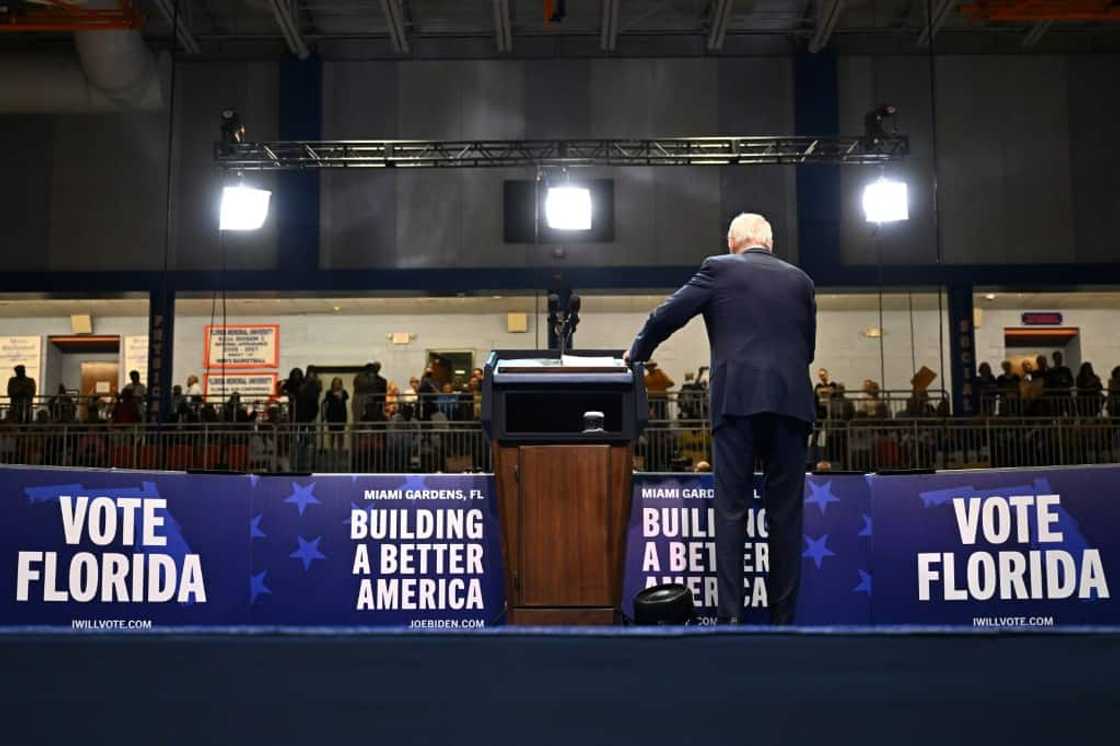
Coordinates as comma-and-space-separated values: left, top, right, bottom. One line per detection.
2, 626, 1117, 745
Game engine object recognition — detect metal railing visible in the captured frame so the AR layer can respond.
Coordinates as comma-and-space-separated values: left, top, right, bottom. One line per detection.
2, 418, 1119, 474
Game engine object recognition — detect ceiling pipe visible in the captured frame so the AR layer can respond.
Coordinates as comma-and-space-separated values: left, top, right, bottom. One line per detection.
0, 0, 162, 112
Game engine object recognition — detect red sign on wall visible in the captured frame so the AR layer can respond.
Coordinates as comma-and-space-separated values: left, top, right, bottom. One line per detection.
1021, 312, 1063, 326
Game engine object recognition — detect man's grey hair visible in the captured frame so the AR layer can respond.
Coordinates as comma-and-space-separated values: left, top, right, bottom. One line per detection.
727, 213, 773, 252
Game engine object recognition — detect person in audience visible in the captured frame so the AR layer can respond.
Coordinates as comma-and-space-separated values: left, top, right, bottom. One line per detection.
1045, 350, 1074, 415
122, 370, 146, 402
111, 389, 141, 424
186, 374, 203, 398
418, 367, 439, 420
282, 367, 305, 408
296, 367, 322, 424
400, 376, 420, 420
1020, 359, 1044, 415
975, 363, 998, 416
814, 368, 836, 419
1047, 351, 1074, 391
996, 360, 1021, 416
383, 382, 400, 419
168, 385, 185, 421
323, 377, 350, 449
1076, 362, 1104, 418
858, 379, 888, 418
1108, 366, 1120, 419
7, 365, 36, 424
352, 362, 387, 424
678, 372, 706, 420
466, 376, 483, 420
48, 384, 76, 423
223, 391, 253, 424
436, 382, 459, 420
643, 361, 675, 421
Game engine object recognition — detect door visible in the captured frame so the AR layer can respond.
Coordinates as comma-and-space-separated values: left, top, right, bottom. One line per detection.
80, 362, 119, 399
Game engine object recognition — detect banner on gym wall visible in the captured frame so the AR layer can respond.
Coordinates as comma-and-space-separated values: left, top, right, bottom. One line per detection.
870, 466, 1118, 627
0, 468, 504, 630
3, 465, 1117, 630
621, 473, 873, 625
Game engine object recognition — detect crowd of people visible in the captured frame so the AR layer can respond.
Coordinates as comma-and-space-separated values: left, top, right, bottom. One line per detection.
974, 352, 1120, 418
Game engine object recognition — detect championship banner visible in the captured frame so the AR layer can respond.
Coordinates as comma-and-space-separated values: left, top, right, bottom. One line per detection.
621, 473, 873, 625
121, 335, 149, 386
203, 372, 278, 401
0, 336, 42, 391
204, 324, 279, 369
1, 468, 504, 630
870, 466, 1119, 626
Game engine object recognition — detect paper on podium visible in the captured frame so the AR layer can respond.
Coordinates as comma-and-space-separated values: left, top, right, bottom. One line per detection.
561, 354, 625, 368
497, 358, 556, 369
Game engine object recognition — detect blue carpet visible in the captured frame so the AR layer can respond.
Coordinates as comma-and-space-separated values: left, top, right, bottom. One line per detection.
1, 627, 1116, 745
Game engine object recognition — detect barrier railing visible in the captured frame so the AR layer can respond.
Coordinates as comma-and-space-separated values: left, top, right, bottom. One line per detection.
1, 418, 1118, 474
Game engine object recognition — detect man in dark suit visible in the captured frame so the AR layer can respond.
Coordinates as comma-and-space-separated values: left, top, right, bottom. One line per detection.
625, 213, 816, 624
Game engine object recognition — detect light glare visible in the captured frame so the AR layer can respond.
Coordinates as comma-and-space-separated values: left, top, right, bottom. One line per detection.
862, 178, 909, 224
545, 186, 592, 231
220, 185, 272, 231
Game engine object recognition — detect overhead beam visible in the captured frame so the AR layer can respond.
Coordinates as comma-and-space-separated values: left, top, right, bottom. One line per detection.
808, 0, 844, 53
492, 0, 512, 53
151, 0, 201, 55
706, 0, 735, 52
216, 134, 910, 171
268, 0, 310, 59
1021, 19, 1054, 48
917, 0, 957, 47
380, 0, 410, 54
600, 0, 619, 52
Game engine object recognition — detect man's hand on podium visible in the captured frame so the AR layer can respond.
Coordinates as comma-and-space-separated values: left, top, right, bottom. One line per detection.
622, 350, 631, 366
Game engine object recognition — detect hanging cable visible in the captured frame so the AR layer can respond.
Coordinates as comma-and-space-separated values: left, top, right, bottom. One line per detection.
925, 0, 948, 403
908, 291, 918, 378
156, 0, 182, 423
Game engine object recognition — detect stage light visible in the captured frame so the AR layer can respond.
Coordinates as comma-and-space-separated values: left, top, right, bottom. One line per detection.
545, 186, 592, 230
220, 185, 271, 231
985, 293, 997, 301
862, 178, 908, 224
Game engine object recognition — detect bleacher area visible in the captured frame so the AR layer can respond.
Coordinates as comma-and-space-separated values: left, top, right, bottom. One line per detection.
1, 416, 1119, 474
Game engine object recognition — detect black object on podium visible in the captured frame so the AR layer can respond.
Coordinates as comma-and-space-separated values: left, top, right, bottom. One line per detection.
482, 349, 648, 625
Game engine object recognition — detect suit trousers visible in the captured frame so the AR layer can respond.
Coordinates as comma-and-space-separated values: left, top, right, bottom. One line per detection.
713, 413, 808, 623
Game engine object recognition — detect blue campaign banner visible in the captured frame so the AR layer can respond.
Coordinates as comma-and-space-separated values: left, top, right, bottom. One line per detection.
621, 473, 872, 625
870, 466, 1120, 626
0, 467, 504, 630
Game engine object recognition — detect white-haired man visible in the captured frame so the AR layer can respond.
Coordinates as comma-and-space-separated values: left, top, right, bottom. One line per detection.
626, 213, 817, 624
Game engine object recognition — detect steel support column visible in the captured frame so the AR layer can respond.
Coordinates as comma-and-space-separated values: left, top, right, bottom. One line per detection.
948, 284, 976, 416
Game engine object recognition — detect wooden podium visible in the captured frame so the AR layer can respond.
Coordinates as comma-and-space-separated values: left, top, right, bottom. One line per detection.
483, 350, 648, 625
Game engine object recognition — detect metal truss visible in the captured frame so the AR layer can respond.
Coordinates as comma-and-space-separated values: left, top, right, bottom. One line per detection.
215, 134, 909, 171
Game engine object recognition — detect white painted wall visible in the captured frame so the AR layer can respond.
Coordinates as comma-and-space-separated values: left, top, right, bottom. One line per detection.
0, 315, 148, 393
171, 302, 952, 396
975, 308, 1120, 378
8, 302, 1120, 402
172, 310, 551, 393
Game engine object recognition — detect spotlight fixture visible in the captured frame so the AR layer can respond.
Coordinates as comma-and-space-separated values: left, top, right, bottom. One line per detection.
220, 185, 272, 231
984, 293, 997, 301
220, 109, 245, 147
544, 186, 592, 231
863, 104, 898, 150
862, 178, 909, 224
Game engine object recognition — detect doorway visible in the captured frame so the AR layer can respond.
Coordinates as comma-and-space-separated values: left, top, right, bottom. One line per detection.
1003, 327, 1080, 375
80, 361, 119, 398
427, 350, 474, 387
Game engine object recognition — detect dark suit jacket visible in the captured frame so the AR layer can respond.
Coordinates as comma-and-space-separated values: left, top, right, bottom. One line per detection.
628, 248, 817, 428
